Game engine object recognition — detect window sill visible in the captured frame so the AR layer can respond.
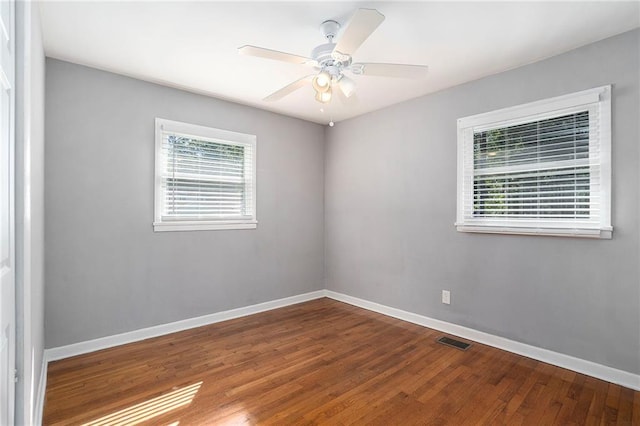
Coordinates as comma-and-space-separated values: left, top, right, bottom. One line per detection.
154, 220, 258, 232
455, 224, 612, 239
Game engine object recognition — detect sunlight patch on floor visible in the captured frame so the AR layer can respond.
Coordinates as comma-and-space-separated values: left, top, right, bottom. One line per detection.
217, 412, 253, 425
82, 381, 202, 426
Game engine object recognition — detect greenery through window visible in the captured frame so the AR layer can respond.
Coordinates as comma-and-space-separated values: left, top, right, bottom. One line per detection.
472, 111, 590, 219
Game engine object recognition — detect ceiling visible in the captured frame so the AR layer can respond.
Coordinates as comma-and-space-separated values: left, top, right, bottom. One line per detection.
39, 1, 639, 125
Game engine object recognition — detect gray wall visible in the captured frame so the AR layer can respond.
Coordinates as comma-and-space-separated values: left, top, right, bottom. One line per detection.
15, 2, 45, 424
45, 59, 325, 348
325, 30, 640, 374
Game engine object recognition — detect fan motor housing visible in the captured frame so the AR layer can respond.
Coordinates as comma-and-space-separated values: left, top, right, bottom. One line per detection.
311, 43, 336, 65
311, 43, 352, 70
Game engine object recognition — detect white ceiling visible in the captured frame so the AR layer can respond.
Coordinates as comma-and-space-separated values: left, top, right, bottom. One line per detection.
39, 1, 639, 125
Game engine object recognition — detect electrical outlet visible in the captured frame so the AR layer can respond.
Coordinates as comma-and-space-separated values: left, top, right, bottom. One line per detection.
442, 290, 451, 305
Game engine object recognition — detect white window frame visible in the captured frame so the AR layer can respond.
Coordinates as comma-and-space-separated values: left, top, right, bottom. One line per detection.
456, 86, 612, 239
154, 118, 257, 232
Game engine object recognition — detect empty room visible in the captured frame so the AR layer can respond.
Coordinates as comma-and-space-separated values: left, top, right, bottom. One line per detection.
5, 1, 640, 425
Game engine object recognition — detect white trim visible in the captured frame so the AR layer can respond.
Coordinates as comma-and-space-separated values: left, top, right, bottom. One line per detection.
455, 225, 612, 239
457, 86, 605, 129
2, 0, 17, 424
153, 220, 257, 232
44, 290, 325, 361
158, 118, 256, 145
33, 354, 46, 426
598, 86, 612, 230
324, 290, 640, 391
16, 1, 34, 424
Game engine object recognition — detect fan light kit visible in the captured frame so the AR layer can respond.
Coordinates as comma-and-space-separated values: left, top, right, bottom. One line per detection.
239, 8, 428, 111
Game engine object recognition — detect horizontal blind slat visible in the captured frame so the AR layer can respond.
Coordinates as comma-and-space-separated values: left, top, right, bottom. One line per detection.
462, 108, 600, 227
160, 129, 255, 220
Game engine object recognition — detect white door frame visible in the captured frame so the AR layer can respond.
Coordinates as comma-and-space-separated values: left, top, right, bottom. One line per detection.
0, 0, 16, 424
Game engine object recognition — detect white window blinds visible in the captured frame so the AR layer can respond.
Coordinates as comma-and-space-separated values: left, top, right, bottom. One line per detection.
457, 86, 611, 238
154, 119, 257, 232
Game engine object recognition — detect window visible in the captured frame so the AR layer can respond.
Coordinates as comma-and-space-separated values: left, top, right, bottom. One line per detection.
154, 118, 257, 232
456, 86, 611, 238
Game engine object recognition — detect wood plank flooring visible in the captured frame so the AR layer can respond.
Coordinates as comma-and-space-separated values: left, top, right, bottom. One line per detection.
44, 298, 639, 425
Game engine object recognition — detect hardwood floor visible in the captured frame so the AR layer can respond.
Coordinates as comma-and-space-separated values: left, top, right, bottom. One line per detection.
44, 298, 639, 425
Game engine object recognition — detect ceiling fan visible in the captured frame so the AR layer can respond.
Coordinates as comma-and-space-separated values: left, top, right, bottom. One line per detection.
238, 8, 428, 104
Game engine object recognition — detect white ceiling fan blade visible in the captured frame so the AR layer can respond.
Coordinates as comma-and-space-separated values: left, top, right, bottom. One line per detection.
353, 63, 428, 79
263, 75, 314, 102
333, 9, 385, 57
239, 45, 315, 66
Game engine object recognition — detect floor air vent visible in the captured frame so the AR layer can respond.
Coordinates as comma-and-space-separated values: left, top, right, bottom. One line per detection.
437, 336, 472, 351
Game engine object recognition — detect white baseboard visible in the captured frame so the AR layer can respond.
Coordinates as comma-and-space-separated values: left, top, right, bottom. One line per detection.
34, 354, 47, 426
44, 290, 326, 362
325, 290, 640, 391
41, 288, 639, 396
